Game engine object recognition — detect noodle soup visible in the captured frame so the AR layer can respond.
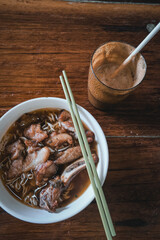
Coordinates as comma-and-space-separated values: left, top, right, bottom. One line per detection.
0, 108, 97, 212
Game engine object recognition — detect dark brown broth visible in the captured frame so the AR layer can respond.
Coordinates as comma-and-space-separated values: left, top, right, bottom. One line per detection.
0, 108, 97, 210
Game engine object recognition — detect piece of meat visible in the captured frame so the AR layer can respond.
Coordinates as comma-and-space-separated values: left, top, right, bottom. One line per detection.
39, 177, 62, 212
86, 130, 95, 144
7, 140, 24, 160
58, 110, 71, 122
54, 146, 82, 164
24, 124, 48, 143
24, 139, 40, 154
35, 160, 57, 185
39, 152, 99, 212
7, 158, 23, 179
92, 153, 99, 163
23, 147, 50, 172
58, 110, 75, 132
46, 132, 73, 148
60, 121, 75, 133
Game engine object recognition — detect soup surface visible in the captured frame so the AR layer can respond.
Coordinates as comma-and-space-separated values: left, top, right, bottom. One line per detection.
0, 108, 98, 212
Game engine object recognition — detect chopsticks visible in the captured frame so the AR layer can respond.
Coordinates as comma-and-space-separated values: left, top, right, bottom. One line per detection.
59, 70, 116, 240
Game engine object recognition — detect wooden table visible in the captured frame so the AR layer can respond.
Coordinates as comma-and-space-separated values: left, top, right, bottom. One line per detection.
0, 1, 160, 239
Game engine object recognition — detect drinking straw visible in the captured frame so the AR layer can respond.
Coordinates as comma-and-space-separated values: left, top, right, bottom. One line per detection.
111, 22, 160, 79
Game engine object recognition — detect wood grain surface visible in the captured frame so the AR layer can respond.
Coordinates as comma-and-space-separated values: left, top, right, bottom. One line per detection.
0, 1, 160, 239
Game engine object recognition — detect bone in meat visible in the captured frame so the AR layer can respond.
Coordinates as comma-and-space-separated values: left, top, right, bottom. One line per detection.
61, 153, 99, 186
39, 153, 99, 211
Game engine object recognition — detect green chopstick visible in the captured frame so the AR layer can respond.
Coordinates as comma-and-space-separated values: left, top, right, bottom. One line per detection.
59, 72, 115, 240
59, 75, 112, 240
62, 70, 116, 237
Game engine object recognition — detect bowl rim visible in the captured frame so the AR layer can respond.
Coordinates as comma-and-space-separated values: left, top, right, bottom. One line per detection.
0, 97, 109, 223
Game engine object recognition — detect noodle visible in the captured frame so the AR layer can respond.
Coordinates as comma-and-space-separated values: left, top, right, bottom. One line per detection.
14, 181, 21, 191
62, 182, 74, 200
48, 113, 56, 123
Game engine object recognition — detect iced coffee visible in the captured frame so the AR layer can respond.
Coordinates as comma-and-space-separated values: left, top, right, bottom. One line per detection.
88, 42, 146, 110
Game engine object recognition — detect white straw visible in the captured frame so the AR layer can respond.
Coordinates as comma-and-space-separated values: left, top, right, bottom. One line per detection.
111, 22, 160, 79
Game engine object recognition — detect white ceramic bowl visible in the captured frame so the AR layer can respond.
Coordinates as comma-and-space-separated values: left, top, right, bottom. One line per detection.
0, 97, 109, 223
